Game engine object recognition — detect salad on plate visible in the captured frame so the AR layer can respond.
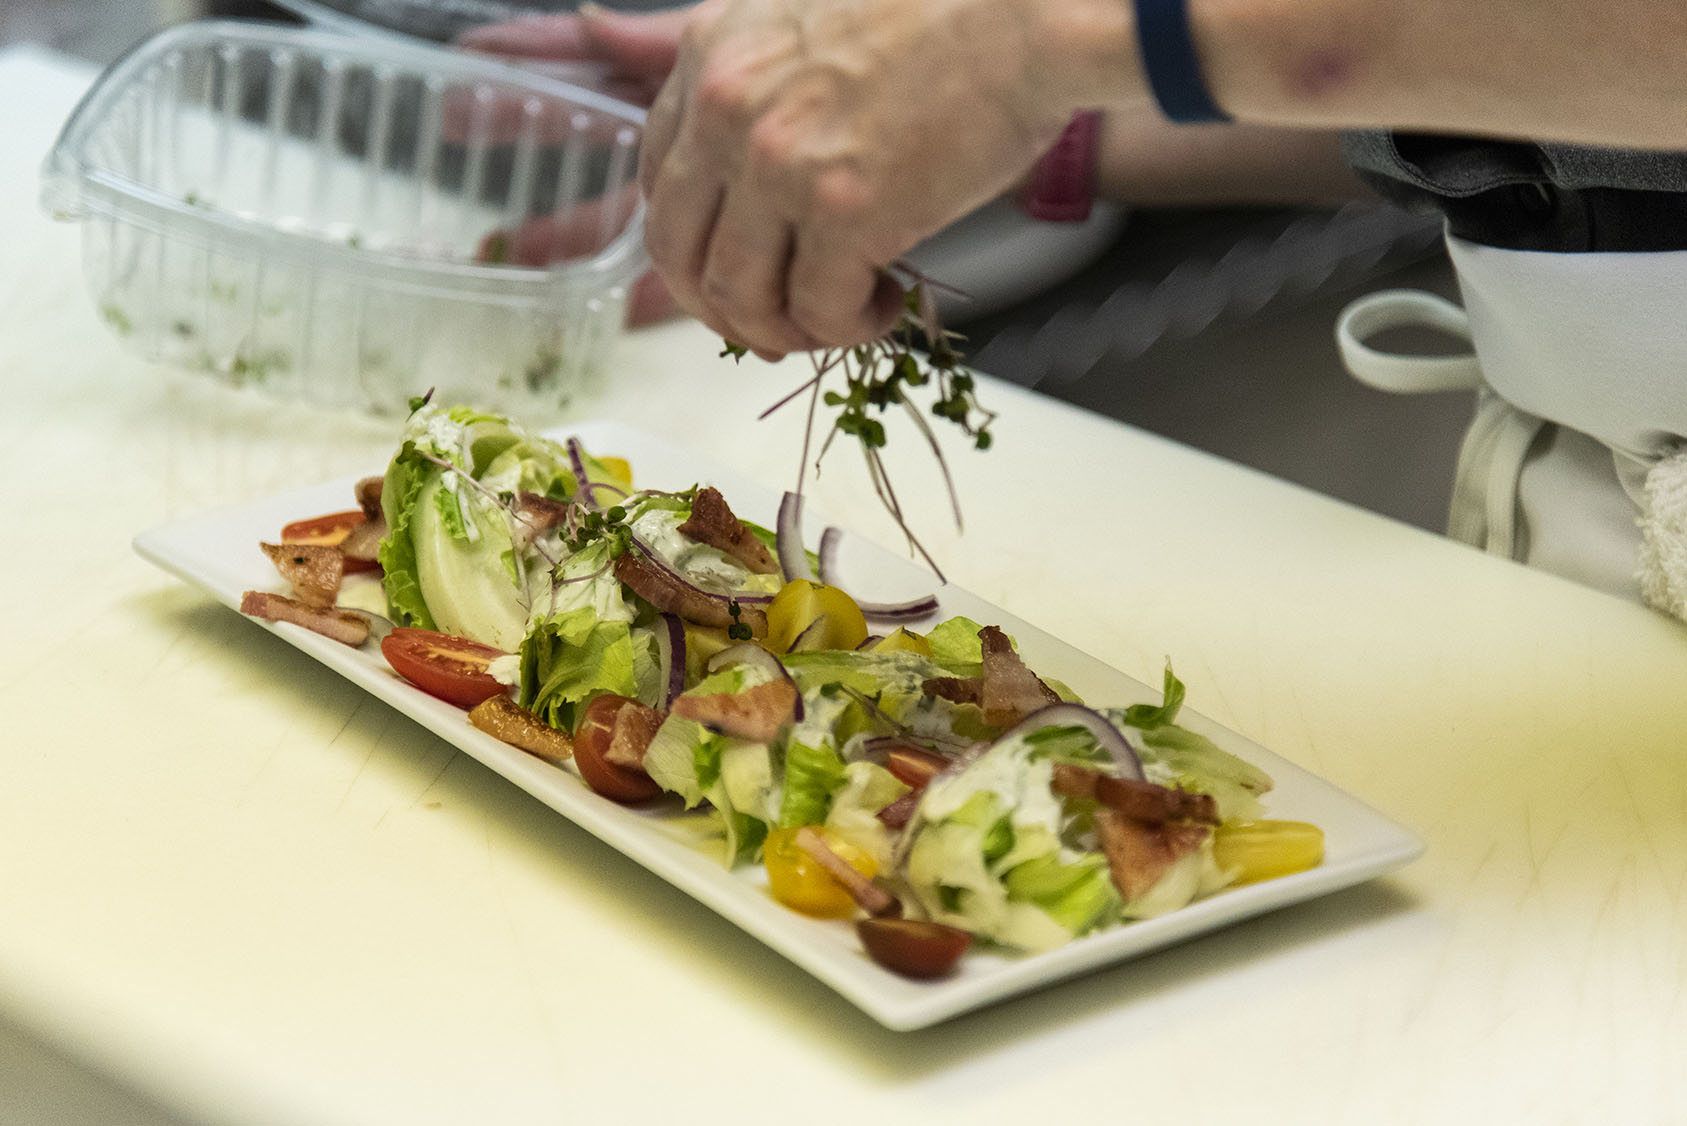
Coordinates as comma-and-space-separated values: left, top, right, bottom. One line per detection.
241, 401, 1324, 980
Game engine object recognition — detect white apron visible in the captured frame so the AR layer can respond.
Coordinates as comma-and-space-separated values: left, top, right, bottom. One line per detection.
1337, 233, 1687, 619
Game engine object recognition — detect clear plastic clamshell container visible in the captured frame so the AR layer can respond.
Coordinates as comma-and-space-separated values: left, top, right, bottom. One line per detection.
42, 20, 647, 417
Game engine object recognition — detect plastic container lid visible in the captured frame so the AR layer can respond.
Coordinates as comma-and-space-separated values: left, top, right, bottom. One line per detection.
43, 19, 648, 417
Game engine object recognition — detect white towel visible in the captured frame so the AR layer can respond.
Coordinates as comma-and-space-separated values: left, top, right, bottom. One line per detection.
1638, 449, 1687, 621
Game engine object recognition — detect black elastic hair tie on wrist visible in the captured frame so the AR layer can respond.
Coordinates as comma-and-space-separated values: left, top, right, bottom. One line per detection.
1135, 0, 1231, 123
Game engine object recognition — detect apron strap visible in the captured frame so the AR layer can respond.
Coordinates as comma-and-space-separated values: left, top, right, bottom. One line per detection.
1335, 289, 1485, 393
1335, 288, 1544, 559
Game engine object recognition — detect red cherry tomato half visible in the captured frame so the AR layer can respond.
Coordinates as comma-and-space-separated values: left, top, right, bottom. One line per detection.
573, 694, 663, 804
281, 510, 379, 573
855, 917, 973, 979
884, 745, 951, 792
380, 627, 509, 709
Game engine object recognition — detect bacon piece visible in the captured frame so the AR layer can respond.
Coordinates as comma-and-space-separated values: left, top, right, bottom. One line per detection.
921, 676, 981, 706
794, 827, 901, 917
919, 626, 1056, 726
337, 515, 386, 565
512, 491, 571, 550
1096, 809, 1211, 902
468, 694, 574, 765
259, 542, 344, 608
978, 625, 1060, 727
612, 548, 768, 635
1051, 764, 1219, 826
240, 591, 370, 646
354, 475, 385, 521
678, 486, 777, 574
671, 677, 797, 743
875, 790, 920, 830
603, 698, 664, 769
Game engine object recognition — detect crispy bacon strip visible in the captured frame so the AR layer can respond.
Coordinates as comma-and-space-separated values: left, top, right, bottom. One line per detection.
468, 694, 574, 765
511, 491, 571, 550
794, 826, 901, 917
919, 626, 1056, 726
1051, 764, 1219, 826
875, 790, 920, 830
240, 591, 370, 646
671, 677, 797, 743
1096, 809, 1212, 902
354, 475, 384, 521
337, 516, 386, 565
678, 487, 777, 574
921, 676, 981, 706
259, 542, 344, 608
979, 625, 1060, 727
603, 698, 664, 769
612, 549, 768, 635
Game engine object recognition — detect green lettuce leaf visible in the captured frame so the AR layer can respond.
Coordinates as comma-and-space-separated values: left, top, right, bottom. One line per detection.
1001, 852, 1119, 935
1102, 665, 1274, 821
924, 615, 989, 675
778, 737, 847, 828
518, 607, 640, 732
377, 441, 437, 631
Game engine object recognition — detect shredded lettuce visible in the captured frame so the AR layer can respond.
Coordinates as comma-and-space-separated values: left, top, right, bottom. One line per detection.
902, 736, 1121, 951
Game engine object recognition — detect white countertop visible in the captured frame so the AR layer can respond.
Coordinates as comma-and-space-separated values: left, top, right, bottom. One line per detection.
5, 43, 1687, 1126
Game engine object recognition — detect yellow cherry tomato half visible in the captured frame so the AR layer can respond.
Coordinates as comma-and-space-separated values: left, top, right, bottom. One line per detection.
763, 826, 876, 918
1212, 820, 1326, 885
766, 579, 868, 653
871, 627, 933, 657
597, 455, 633, 486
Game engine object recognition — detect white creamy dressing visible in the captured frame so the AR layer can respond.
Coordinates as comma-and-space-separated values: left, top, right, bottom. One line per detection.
920, 736, 1063, 836
629, 507, 766, 595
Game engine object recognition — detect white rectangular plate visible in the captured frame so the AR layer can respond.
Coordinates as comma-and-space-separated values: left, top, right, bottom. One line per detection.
134, 419, 1423, 1031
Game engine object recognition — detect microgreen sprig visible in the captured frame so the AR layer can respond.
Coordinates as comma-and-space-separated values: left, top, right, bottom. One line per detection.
566, 503, 631, 556
735, 276, 994, 581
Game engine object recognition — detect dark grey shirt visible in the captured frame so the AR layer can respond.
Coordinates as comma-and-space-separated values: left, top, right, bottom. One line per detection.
1343, 131, 1687, 252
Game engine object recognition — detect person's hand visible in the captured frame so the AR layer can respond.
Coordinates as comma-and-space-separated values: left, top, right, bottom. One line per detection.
638, 0, 1127, 359
458, 4, 690, 107
460, 5, 692, 327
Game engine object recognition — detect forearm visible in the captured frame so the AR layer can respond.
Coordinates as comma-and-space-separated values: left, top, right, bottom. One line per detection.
1092, 105, 1371, 205
1050, 0, 1687, 150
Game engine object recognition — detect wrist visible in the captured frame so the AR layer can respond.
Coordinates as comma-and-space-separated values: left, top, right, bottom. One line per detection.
1023, 0, 1147, 114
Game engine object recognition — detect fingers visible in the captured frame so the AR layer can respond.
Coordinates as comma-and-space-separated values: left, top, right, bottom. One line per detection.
455, 14, 590, 59
578, 4, 692, 79
626, 270, 680, 327
788, 230, 906, 346
698, 189, 816, 357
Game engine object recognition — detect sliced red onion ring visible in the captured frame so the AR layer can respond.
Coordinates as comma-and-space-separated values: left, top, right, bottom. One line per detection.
991, 702, 1146, 781
565, 438, 598, 510
787, 617, 827, 653
653, 613, 686, 708
817, 525, 941, 621
776, 491, 815, 583
704, 643, 805, 723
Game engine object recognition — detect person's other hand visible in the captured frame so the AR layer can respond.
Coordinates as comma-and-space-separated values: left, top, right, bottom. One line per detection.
460, 5, 690, 327
458, 3, 691, 107
638, 0, 1112, 359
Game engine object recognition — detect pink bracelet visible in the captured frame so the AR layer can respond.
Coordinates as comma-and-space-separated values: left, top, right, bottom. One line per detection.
1021, 111, 1102, 223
